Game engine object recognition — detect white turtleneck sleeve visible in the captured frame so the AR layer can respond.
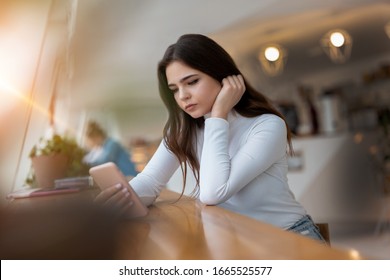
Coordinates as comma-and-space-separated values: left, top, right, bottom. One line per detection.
130, 141, 180, 206
199, 114, 287, 205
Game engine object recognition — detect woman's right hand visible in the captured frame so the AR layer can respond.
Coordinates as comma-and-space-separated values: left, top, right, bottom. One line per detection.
94, 183, 134, 216
211, 74, 245, 119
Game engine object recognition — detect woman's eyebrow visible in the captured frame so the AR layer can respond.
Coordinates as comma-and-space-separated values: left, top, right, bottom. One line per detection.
168, 74, 197, 87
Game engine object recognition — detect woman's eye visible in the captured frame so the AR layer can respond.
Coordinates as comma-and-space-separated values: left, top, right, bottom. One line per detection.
188, 79, 198, 85
170, 88, 178, 94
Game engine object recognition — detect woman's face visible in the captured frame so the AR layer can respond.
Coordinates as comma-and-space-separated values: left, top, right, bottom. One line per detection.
166, 61, 221, 118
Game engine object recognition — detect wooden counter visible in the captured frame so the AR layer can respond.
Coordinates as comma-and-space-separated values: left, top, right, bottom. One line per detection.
114, 189, 362, 260
2, 188, 363, 260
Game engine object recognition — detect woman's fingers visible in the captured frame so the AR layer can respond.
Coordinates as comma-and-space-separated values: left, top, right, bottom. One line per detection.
94, 184, 134, 216
222, 75, 245, 102
94, 183, 122, 204
227, 75, 238, 87
118, 200, 134, 217
211, 74, 245, 119
229, 75, 245, 91
236, 74, 245, 90
222, 75, 245, 94
105, 186, 129, 207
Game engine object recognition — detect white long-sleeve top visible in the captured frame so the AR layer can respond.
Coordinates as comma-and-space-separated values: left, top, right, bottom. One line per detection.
130, 111, 306, 229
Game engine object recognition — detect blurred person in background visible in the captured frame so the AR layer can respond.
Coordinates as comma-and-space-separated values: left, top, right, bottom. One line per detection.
83, 121, 137, 177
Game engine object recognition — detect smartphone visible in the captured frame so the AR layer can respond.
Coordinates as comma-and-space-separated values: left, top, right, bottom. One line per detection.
89, 162, 148, 218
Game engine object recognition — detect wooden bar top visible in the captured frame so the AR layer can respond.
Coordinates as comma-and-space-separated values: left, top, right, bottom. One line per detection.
114, 189, 363, 260
2, 188, 364, 260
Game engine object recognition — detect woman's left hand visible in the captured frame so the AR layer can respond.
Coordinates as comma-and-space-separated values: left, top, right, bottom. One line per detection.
211, 75, 245, 119
94, 183, 134, 217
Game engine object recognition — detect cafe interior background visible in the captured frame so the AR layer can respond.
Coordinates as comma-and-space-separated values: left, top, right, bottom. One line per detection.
1, 0, 389, 258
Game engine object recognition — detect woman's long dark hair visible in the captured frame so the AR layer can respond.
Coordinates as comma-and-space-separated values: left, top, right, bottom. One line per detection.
157, 34, 292, 195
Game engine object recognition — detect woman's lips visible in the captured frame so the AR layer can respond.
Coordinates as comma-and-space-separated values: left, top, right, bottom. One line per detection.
185, 104, 196, 111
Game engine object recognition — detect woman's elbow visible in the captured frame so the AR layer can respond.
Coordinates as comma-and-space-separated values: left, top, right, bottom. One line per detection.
199, 191, 223, 205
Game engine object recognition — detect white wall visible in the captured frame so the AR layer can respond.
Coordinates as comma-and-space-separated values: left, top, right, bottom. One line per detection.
114, 105, 168, 144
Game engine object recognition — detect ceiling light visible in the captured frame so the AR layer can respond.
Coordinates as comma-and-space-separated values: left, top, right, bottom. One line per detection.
258, 44, 286, 76
264, 46, 280, 62
321, 29, 352, 63
330, 32, 345, 47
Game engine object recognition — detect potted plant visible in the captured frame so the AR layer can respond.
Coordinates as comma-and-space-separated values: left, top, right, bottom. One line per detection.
26, 134, 90, 188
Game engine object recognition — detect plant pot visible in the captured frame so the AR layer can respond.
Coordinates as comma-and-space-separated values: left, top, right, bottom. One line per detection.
31, 154, 69, 188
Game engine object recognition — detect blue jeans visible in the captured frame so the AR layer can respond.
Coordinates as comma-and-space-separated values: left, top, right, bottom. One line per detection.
287, 215, 328, 244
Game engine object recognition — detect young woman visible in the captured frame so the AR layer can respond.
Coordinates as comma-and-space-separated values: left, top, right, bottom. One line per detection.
96, 34, 326, 243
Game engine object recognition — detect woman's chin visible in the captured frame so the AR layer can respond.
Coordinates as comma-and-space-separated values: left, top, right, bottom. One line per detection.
189, 112, 205, 119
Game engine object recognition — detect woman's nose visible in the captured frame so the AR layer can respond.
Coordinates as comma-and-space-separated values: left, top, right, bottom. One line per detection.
178, 88, 190, 100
